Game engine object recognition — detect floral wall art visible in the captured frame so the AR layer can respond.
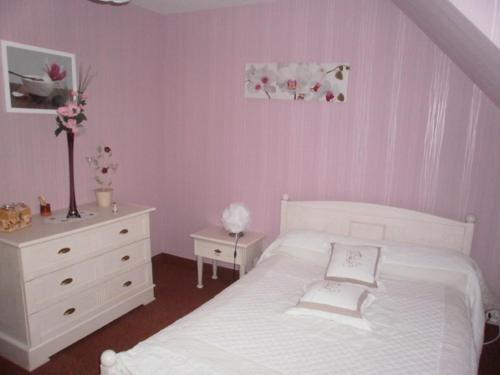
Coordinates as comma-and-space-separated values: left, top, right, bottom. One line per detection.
245, 63, 350, 102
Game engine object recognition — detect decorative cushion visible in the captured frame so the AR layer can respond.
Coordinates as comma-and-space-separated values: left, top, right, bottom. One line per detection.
286, 280, 373, 330
326, 243, 381, 287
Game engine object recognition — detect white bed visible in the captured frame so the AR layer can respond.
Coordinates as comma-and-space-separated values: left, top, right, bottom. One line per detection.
100, 195, 485, 375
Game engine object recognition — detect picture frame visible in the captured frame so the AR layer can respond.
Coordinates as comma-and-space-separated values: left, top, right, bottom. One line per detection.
1, 40, 77, 114
245, 62, 350, 103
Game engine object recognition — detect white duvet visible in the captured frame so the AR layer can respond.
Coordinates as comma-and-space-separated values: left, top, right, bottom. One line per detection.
114, 234, 486, 375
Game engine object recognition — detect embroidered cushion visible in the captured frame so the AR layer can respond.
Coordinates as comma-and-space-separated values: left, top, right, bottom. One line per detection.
326, 243, 381, 287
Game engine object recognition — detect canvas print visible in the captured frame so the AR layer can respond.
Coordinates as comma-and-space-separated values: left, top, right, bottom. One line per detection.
245, 63, 350, 102
1, 40, 76, 114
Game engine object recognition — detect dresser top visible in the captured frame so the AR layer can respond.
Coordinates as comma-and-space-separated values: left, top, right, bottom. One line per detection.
0, 203, 155, 248
190, 226, 264, 247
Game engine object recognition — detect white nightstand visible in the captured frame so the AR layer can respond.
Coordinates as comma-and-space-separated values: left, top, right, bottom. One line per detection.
190, 226, 265, 288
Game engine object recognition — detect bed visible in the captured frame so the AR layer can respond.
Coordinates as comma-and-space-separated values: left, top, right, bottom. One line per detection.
100, 194, 485, 375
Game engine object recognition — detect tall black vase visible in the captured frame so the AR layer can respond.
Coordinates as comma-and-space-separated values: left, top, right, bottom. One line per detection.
66, 132, 81, 218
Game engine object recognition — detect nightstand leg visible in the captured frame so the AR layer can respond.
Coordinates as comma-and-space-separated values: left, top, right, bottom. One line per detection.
212, 259, 218, 279
196, 256, 203, 288
239, 263, 246, 278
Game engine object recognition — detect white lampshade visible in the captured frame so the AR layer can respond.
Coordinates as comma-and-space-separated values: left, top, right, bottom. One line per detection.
221, 203, 251, 235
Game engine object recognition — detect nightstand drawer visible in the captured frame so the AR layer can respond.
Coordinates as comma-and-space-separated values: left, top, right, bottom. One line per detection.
194, 240, 242, 264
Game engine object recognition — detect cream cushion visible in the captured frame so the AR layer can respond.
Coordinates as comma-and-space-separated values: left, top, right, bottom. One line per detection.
326, 243, 381, 287
287, 280, 373, 330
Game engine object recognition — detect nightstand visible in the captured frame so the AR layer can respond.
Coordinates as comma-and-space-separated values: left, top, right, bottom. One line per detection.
190, 226, 265, 288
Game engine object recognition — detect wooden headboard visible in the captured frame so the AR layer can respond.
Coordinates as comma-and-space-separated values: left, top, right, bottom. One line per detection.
280, 194, 475, 255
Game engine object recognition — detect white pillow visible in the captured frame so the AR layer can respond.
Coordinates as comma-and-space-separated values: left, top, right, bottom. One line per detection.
286, 280, 373, 330
326, 243, 381, 287
280, 230, 334, 254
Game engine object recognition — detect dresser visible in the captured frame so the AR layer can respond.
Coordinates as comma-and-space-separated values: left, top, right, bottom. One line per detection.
0, 203, 155, 371
191, 226, 264, 288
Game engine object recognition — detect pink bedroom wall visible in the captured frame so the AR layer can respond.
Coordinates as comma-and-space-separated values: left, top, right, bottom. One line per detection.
0, 0, 166, 253
161, 0, 500, 303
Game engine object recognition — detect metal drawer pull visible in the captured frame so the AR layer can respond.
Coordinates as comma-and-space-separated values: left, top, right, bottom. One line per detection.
64, 307, 76, 316
119, 229, 129, 234
60, 278, 73, 286
58, 247, 71, 255
123, 280, 132, 287
214, 249, 222, 254
121, 255, 130, 261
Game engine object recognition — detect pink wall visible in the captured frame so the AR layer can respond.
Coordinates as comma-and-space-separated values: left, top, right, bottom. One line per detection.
161, 0, 500, 303
0, 0, 166, 253
1, 0, 500, 304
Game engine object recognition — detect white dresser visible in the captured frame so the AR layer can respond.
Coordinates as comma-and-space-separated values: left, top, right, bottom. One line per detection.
0, 203, 155, 371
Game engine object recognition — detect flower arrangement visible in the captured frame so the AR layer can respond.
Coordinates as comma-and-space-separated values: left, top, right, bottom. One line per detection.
54, 66, 94, 136
245, 63, 350, 102
86, 146, 119, 190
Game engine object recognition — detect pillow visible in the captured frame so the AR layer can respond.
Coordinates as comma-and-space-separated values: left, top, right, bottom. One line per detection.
280, 230, 334, 254
326, 243, 381, 287
286, 280, 373, 330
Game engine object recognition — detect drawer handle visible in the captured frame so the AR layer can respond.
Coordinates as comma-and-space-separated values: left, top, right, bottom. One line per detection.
58, 247, 71, 255
214, 249, 222, 254
60, 277, 73, 286
64, 307, 76, 316
121, 255, 130, 262
119, 229, 129, 235
123, 280, 132, 287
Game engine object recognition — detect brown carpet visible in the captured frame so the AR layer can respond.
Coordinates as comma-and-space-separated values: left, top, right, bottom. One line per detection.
0, 253, 498, 375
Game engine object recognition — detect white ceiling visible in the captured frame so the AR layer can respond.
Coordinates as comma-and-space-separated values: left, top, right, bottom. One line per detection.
131, 0, 276, 15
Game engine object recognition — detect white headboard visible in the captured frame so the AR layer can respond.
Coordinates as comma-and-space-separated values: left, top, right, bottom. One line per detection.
280, 194, 475, 255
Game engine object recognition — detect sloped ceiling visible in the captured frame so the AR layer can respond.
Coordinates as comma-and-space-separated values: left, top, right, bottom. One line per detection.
392, 0, 500, 108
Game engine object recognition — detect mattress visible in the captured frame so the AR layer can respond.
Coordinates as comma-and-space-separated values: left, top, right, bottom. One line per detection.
114, 240, 484, 375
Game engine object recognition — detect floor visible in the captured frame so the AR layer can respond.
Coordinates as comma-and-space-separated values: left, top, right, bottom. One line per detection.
0, 253, 498, 375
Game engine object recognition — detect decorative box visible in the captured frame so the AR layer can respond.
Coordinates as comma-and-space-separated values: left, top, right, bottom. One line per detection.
0, 203, 32, 232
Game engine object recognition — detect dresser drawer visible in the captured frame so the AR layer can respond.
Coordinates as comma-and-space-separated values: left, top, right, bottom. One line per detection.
21, 214, 150, 281
104, 263, 151, 302
97, 239, 151, 278
94, 215, 150, 250
29, 287, 101, 346
24, 257, 98, 314
194, 240, 242, 264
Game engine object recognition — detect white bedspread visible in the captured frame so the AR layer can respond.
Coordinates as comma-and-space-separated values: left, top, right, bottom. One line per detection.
115, 244, 483, 375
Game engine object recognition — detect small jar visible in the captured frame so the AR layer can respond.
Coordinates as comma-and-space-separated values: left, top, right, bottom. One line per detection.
40, 204, 51, 217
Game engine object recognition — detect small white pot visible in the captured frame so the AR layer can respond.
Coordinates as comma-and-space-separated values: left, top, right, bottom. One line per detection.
95, 188, 113, 208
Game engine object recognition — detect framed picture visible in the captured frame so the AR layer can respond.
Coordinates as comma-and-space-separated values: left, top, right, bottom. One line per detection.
1, 40, 76, 114
245, 62, 350, 103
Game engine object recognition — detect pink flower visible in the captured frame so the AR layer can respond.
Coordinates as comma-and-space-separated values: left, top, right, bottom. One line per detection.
57, 103, 81, 117
45, 63, 66, 81
246, 65, 277, 97
325, 91, 335, 102
286, 80, 297, 91
66, 120, 79, 134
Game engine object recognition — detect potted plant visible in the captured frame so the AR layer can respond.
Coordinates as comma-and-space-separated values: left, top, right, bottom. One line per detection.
86, 146, 118, 207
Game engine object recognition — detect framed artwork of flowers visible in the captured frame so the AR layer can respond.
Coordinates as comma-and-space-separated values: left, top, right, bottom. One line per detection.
245, 63, 350, 102
1, 40, 77, 114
